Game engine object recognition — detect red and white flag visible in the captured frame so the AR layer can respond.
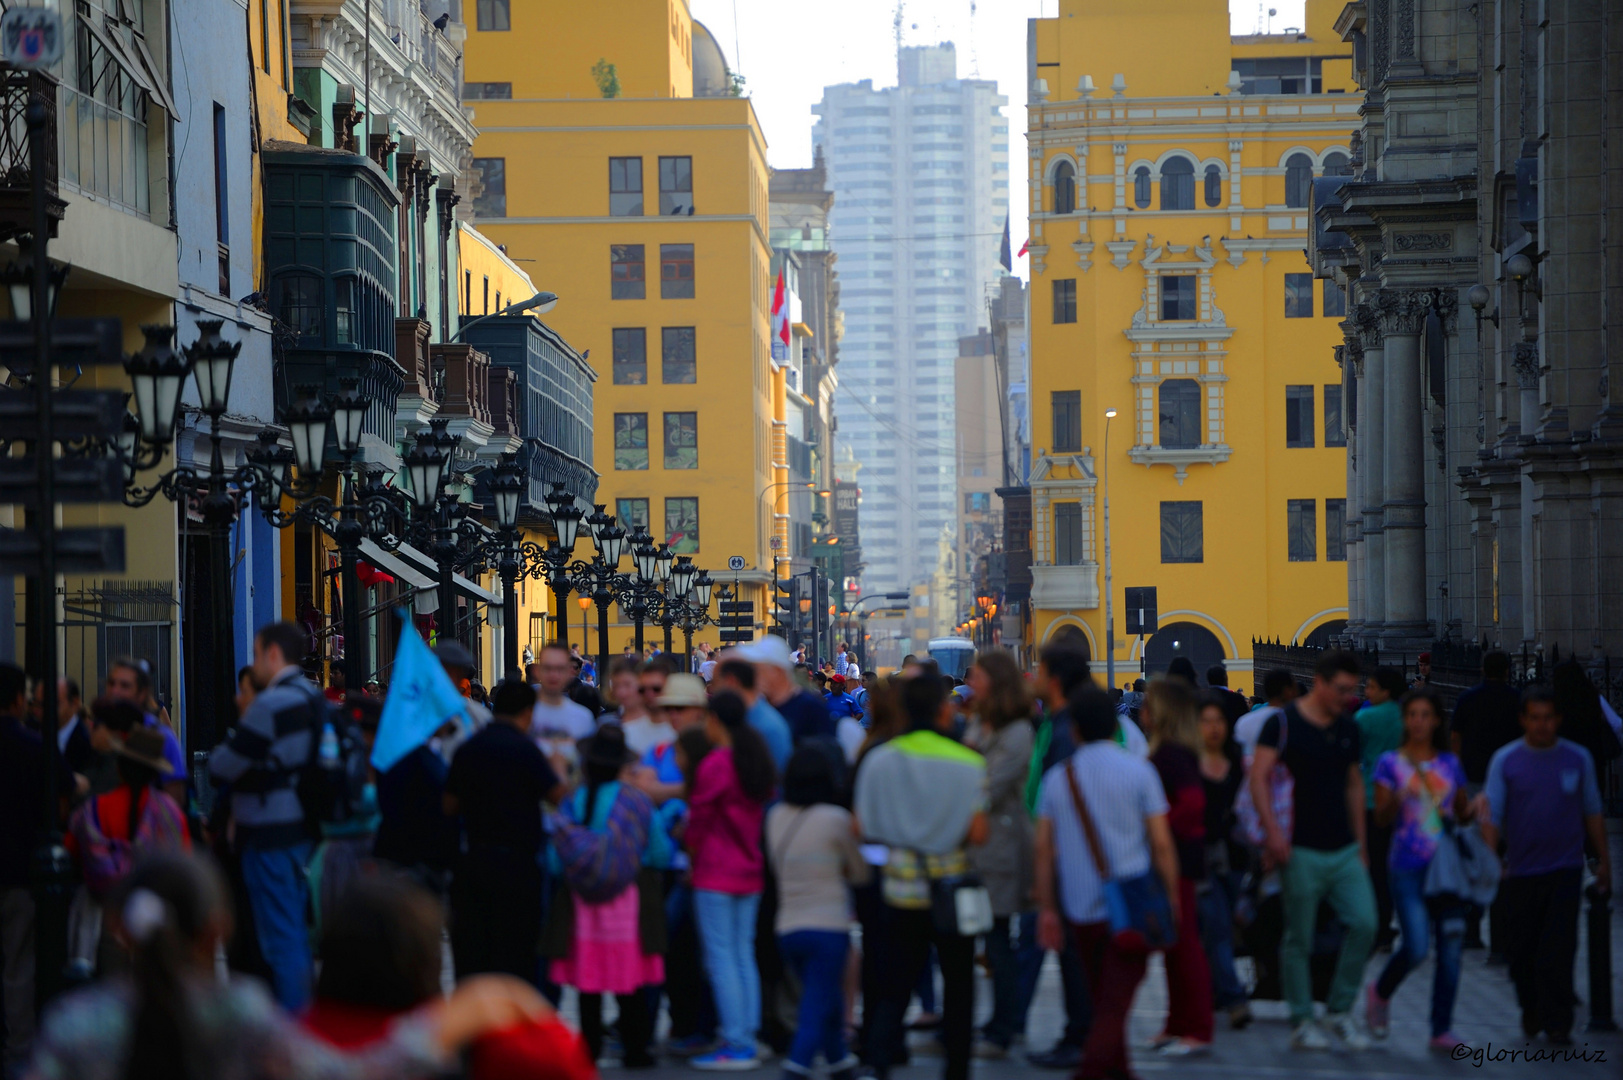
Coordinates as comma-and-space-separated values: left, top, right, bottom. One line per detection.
770, 268, 790, 361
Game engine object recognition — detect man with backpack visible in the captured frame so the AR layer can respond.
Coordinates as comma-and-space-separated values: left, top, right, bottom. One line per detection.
445, 678, 566, 981
208, 620, 327, 1012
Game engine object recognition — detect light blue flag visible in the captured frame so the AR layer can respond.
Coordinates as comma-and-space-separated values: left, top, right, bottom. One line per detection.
371, 621, 469, 773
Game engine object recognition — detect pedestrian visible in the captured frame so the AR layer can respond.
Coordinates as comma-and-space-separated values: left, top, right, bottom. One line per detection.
1480, 685, 1611, 1044
1248, 649, 1375, 1051
1362, 687, 1474, 1052
712, 658, 793, 772
1140, 677, 1213, 1056
1355, 667, 1408, 950
445, 678, 566, 981
529, 643, 597, 768
740, 637, 835, 744
834, 644, 852, 679
66, 713, 191, 906
1165, 657, 1199, 686
546, 724, 665, 1067
825, 676, 865, 763
604, 657, 647, 725
852, 674, 988, 1080
624, 661, 677, 754
207, 621, 327, 1012
656, 725, 721, 1057
1034, 685, 1179, 1080
685, 690, 778, 1069
25, 853, 550, 1080
1196, 691, 1251, 1029
308, 693, 382, 937
372, 690, 459, 893
1448, 649, 1522, 952
1551, 659, 1623, 783
2, 661, 75, 1071
1204, 666, 1247, 727
766, 747, 870, 1080
962, 650, 1035, 1059
1411, 652, 1431, 689
105, 658, 187, 804
1234, 668, 1298, 759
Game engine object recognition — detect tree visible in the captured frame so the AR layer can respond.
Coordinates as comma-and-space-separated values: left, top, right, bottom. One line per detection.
591, 58, 621, 99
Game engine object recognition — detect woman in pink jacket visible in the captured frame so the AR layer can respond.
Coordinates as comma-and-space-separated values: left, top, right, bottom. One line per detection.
684, 690, 778, 1070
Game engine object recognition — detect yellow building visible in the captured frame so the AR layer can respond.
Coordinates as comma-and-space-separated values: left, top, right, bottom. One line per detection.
461, 1, 778, 640
1025, 0, 1356, 681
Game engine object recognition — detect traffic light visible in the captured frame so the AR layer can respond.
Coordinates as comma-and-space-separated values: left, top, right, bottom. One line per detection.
773, 575, 798, 627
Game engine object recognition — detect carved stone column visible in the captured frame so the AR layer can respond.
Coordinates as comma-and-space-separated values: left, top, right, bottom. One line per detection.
1376, 289, 1434, 648
1352, 304, 1386, 646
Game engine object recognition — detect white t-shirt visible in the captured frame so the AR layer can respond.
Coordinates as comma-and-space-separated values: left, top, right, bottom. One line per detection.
1118, 716, 1149, 758
835, 716, 866, 764
530, 697, 596, 761
623, 716, 676, 756
1235, 705, 1283, 760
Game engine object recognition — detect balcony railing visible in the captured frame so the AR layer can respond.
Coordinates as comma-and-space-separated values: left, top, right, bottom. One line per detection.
0, 66, 65, 241
487, 365, 520, 437
431, 343, 491, 425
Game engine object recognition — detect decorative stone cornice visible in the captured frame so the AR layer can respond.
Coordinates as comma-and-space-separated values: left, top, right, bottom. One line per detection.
1373, 288, 1457, 337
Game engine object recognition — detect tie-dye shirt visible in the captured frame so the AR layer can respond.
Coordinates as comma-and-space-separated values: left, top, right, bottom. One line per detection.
1372, 750, 1468, 871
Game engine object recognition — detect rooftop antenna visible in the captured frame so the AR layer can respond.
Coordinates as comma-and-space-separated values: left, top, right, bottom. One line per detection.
967, 1, 980, 77
894, 1, 905, 78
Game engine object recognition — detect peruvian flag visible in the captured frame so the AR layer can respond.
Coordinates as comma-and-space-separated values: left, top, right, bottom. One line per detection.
770, 268, 790, 362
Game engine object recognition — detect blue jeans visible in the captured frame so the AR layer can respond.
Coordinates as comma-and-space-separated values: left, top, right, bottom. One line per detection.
241, 841, 313, 1012
1198, 871, 1249, 1009
779, 930, 851, 1069
1375, 866, 1466, 1037
694, 889, 761, 1049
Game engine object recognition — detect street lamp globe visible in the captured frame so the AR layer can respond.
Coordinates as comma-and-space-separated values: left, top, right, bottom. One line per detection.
655, 543, 674, 583
586, 504, 612, 544
246, 429, 293, 510
116, 413, 141, 485
124, 325, 192, 445
330, 378, 369, 457
492, 456, 524, 530
694, 570, 714, 609
672, 557, 696, 598
402, 432, 446, 507
283, 387, 332, 477
186, 320, 241, 418
632, 530, 658, 582
600, 522, 627, 566
3, 240, 68, 321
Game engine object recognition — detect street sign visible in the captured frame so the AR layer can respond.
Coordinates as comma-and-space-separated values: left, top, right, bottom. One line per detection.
719, 630, 754, 643
769, 535, 782, 550
0, 319, 124, 373
0, 389, 128, 442
727, 555, 746, 571
719, 600, 754, 614
0, 526, 125, 575
0, 456, 125, 507
1124, 587, 1158, 635
1, 7, 63, 70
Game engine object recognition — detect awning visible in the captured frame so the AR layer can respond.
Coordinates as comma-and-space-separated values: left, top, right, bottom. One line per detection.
358, 538, 440, 615
392, 541, 502, 607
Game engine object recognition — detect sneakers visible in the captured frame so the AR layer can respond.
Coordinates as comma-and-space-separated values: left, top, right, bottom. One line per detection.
1326, 1013, 1370, 1051
1365, 982, 1390, 1039
691, 1044, 762, 1071
1290, 1021, 1331, 1051
1227, 1002, 1254, 1030
1159, 1039, 1212, 1057
667, 1035, 718, 1058
1429, 1032, 1465, 1052
1026, 1043, 1082, 1070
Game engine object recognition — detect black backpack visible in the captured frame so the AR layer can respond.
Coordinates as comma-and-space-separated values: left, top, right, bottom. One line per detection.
292, 686, 372, 835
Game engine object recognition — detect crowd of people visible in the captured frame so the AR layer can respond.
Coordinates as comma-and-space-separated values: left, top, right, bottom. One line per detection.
0, 622, 1618, 1080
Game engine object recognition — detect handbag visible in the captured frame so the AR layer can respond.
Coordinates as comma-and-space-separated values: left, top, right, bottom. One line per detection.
1234, 709, 1293, 847
928, 864, 994, 938
1065, 760, 1177, 954
1423, 817, 1501, 909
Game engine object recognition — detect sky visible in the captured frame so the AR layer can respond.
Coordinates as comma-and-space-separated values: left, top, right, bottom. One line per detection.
688, 1, 1309, 278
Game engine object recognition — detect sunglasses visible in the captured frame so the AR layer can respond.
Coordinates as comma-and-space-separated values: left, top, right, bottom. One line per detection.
639, 684, 665, 695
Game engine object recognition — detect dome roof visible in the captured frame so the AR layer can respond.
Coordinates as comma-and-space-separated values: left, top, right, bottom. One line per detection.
693, 21, 730, 97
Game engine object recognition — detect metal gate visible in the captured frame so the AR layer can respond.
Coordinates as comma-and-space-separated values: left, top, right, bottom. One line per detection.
61, 580, 175, 709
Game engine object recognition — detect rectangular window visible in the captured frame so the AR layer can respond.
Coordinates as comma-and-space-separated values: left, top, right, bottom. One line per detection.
212, 103, 229, 294
612, 328, 647, 385
614, 413, 648, 470
609, 157, 643, 216
665, 497, 699, 554
482, 276, 489, 315
1326, 498, 1347, 562
260, 1, 270, 73
1324, 384, 1346, 447
1052, 278, 1076, 324
463, 270, 471, 315
965, 492, 991, 512
1051, 390, 1081, 452
663, 412, 698, 469
661, 326, 697, 383
471, 158, 505, 217
1160, 275, 1197, 320
1054, 503, 1083, 566
659, 156, 694, 215
1288, 500, 1317, 561
1323, 278, 1347, 317
279, 0, 289, 88
611, 244, 646, 300
494, 291, 501, 313
616, 498, 650, 532
660, 244, 695, 299
476, 0, 510, 31
1160, 501, 1204, 564
1285, 385, 1315, 448
463, 82, 513, 100
1285, 273, 1314, 318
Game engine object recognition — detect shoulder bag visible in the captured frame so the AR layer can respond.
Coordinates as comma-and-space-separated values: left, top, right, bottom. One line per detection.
1064, 760, 1177, 954
1234, 709, 1293, 847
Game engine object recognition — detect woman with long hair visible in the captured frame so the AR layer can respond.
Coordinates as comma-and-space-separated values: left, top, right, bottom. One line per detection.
1363, 688, 1474, 1051
1142, 676, 1213, 1055
964, 650, 1035, 1056
546, 723, 666, 1067
1196, 691, 1251, 1029
685, 691, 777, 1070
24, 853, 547, 1080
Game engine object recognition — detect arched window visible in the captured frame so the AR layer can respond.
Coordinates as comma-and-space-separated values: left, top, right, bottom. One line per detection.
1204, 164, 1223, 207
1158, 378, 1202, 448
1322, 151, 1351, 176
1133, 166, 1151, 209
277, 273, 324, 342
1160, 157, 1194, 210
1285, 152, 1314, 208
1052, 160, 1076, 215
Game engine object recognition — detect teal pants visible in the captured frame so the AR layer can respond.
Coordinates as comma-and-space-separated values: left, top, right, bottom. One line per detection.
1280, 843, 1377, 1025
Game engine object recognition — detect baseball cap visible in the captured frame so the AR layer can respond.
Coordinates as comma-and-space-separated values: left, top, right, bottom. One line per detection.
736, 635, 794, 671
433, 641, 476, 671
657, 673, 709, 708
